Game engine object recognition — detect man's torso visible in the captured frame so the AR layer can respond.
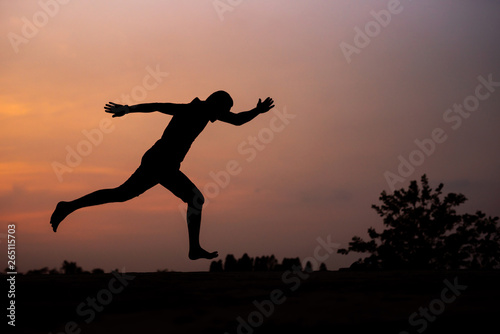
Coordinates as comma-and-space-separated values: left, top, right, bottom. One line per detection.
144, 98, 210, 165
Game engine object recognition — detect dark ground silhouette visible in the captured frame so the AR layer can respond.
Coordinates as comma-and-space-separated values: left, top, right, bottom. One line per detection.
8, 270, 500, 334
49, 91, 274, 260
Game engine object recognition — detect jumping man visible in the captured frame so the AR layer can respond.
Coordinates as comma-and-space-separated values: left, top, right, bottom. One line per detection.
50, 91, 275, 260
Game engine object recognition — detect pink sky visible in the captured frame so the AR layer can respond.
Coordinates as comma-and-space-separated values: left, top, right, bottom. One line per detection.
1, 0, 499, 272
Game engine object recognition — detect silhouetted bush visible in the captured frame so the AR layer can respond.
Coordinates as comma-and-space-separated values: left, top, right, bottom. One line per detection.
237, 253, 254, 271
61, 260, 83, 274
278, 257, 302, 271
22, 262, 109, 275
25, 267, 59, 275
211, 254, 305, 272
26, 267, 49, 275
254, 255, 277, 271
224, 254, 238, 272
209, 260, 223, 272
304, 261, 313, 273
338, 175, 500, 270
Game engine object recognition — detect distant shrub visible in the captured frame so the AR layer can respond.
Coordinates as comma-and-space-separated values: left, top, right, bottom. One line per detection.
210, 254, 306, 272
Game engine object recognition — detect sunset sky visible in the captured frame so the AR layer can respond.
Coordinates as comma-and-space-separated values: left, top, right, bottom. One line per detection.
1, 0, 499, 273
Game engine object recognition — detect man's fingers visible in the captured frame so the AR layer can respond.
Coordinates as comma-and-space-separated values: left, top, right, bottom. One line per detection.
255, 97, 274, 112
104, 102, 124, 114
104, 102, 120, 110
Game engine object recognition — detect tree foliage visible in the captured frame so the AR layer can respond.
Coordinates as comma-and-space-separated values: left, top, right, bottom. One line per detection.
210, 254, 305, 272
338, 175, 500, 270
61, 260, 83, 274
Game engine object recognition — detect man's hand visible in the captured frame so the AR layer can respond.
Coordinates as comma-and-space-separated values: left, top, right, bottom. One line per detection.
256, 97, 275, 114
104, 102, 130, 118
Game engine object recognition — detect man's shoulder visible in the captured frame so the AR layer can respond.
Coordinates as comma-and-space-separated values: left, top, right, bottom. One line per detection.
190, 97, 202, 104
182, 97, 210, 120
188, 97, 208, 114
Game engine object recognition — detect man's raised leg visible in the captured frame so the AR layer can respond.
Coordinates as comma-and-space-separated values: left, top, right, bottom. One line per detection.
50, 166, 155, 232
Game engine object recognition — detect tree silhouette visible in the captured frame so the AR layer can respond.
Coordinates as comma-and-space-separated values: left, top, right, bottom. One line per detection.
23, 265, 108, 275
279, 257, 302, 271
304, 261, 313, 273
338, 175, 500, 270
224, 254, 238, 272
237, 253, 254, 271
209, 260, 223, 272
319, 262, 327, 271
26, 267, 50, 275
254, 255, 277, 271
211, 254, 304, 272
61, 260, 83, 274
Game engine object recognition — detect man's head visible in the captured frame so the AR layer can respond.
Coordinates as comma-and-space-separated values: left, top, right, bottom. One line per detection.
206, 90, 233, 122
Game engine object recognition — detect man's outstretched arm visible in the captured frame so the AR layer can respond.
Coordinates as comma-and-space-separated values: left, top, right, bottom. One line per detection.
219, 97, 275, 126
104, 102, 187, 117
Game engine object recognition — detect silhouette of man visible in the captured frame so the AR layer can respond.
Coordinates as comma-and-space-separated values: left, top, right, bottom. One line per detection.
50, 91, 274, 260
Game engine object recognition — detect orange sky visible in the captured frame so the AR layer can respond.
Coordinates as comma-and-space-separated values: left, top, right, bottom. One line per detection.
1, 0, 499, 272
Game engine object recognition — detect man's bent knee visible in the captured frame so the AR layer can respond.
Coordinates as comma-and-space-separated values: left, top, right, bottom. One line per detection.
187, 189, 204, 209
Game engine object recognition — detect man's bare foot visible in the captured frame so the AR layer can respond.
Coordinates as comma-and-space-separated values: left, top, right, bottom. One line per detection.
189, 247, 218, 260
50, 201, 72, 232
